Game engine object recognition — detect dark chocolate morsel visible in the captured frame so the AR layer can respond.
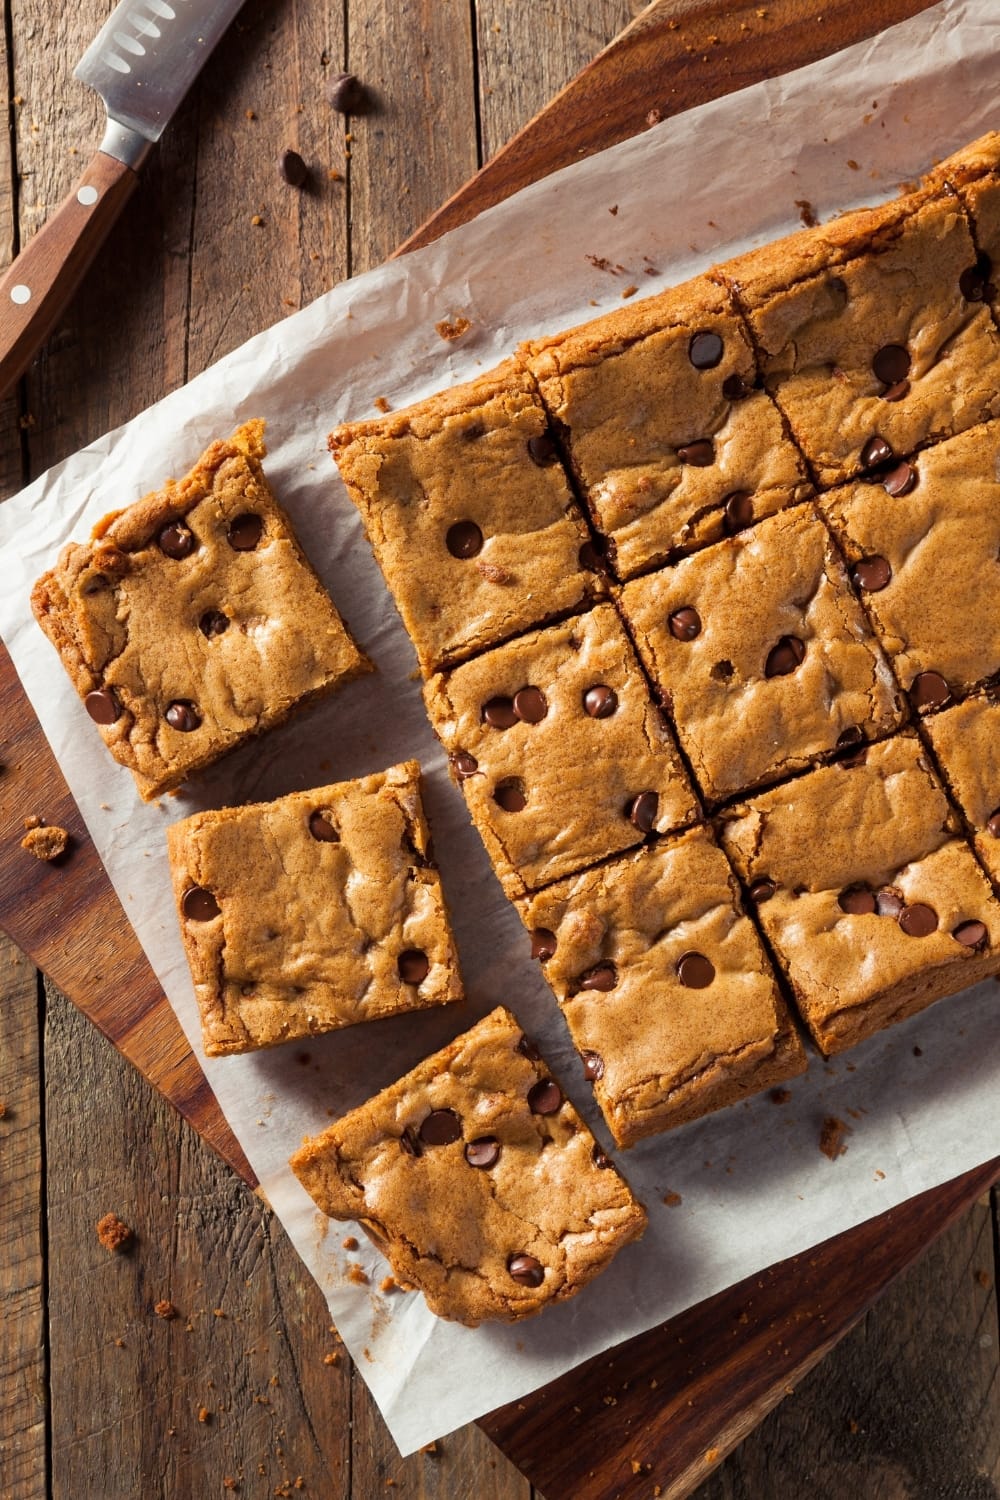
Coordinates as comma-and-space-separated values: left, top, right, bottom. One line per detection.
899, 903, 938, 938
465, 1136, 501, 1168
398, 949, 430, 984
688, 330, 724, 369
278, 148, 308, 187
446, 520, 484, 558
85, 687, 121, 725
228, 513, 263, 550
910, 671, 951, 711
508, 1253, 544, 1287
627, 791, 658, 833
494, 779, 527, 812
676, 950, 715, 988
581, 1050, 605, 1081
764, 635, 806, 678
158, 522, 195, 559
165, 700, 201, 732
182, 886, 220, 921
419, 1108, 462, 1146
527, 1078, 562, 1115
583, 685, 618, 718
668, 607, 701, 641
308, 811, 339, 842
953, 919, 988, 948
531, 928, 557, 961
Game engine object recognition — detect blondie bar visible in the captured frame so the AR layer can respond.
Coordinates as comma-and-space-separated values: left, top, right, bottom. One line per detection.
517, 826, 806, 1146
719, 734, 1000, 1055
924, 692, 1000, 889
167, 761, 461, 1056
521, 275, 812, 578
926, 131, 1000, 318
31, 422, 368, 800
289, 1006, 647, 1325
423, 604, 698, 897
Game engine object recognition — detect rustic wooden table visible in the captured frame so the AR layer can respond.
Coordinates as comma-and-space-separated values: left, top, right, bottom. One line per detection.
1, 2, 998, 1497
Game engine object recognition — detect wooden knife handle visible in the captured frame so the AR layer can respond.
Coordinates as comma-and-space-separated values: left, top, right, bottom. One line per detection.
0, 150, 139, 399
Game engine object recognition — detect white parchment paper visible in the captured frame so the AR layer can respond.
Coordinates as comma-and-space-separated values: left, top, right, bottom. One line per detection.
1, 0, 998, 1455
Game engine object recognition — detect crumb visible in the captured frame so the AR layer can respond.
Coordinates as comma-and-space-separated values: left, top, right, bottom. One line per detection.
435, 315, 471, 341
21, 824, 69, 861
646, 108, 662, 127
224, 1480, 240, 1492
849, 1418, 859, 1433
0, 1102, 6, 1119
341, 1235, 359, 1251
874, 1169, 885, 1181
705, 1447, 719, 1462
586, 254, 617, 274
245, 108, 256, 120
662, 1191, 682, 1207
379, 1276, 397, 1293
769, 1088, 791, 1104
154, 1299, 178, 1320
420, 1440, 438, 1454
347, 1263, 369, 1285
847, 159, 860, 170
114, 1337, 125, 1347
609, 204, 618, 215
23, 814, 41, 829
795, 199, 818, 228
323, 1351, 339, 1366
630, 1458, 643, 1473
251, 214, 265, 227
328, 168, 344, 182
213, 1308, 225, 1318
96, 1213, 133, 1253
476, 561, 512, 584
621, 284, 638, 298
819, 1116, 849, 1160
975, 1268, 991, 1289
913, 1045, 923, 1056
198, 1406, 211, 1424
373, 396, 391, 413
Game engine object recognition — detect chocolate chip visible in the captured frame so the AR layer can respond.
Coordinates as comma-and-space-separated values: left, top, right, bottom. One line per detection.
85, 688, 120, 725
514, 686, 547, 723
531, 928, 557, 960
517, 1034, 541, 1061
910, 671, 951, 710
765, 635, 806, 678
527, 1078, 562, 1115
581, 1050, 605, 1081
228, 513, 263, 550
872, 344, 910, 385
838, 885, 876, 915
960, 254, 992, 301
676, 950, 715, 988
953, 919, 987, 948
483, 696, 518, 729
278, 148, 308, 187
851, 555, 892, 591
668, 606, 701, 641
722, 373, 750, 401
578, 539, 609, 574
199, 610, 229, 638
182, 886, 220, 921
899, 903, 937, 937
688, 330, 724, 369
494, 779, 527, 812
583, 685, 618, 718
883, 461, 917, 497
723, 491, 753, 533
465, 1136, 501, 1168
158, 522, 195, 559
327, 71, 369, 113
579, 962, 617, 992
860, 435, 893, 469
165, 700, 201, 732
446, 520, 483, 558
627, 791, 658, 833
419, 1108, 462, 1145
592, 1143, 613, 1169
309, 810, 339, 842
400, 1127, 421, 1157
988, 809, 1000, 838
749, 877, 777, 903
451, 751, 479, 780
677, 439, 714, 466
836, 727, 867, 767
876, 889, 905, 918
508, 1253, 544, 1287
398, 949, 430, 984
527, 433, 558, 466
881, 379, 910, 403
711, 659, 734, 681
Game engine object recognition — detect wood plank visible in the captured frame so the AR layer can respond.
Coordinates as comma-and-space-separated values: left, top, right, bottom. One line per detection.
0, 937, 47, 1500
692, 1201, 1000, 1497
42, 980, 352, 1498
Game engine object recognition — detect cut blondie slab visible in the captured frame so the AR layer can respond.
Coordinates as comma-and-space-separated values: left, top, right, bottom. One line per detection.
924, 692, 1000, 889
329, 359, 604, 675
31, 422, 369, 801
819, 420, 1000, 712
619, 505, 905, 804
719, 733, 1000, 1056
520, 274, 812, 579
289, 1005, 647, 1326
167, 761, 461, 1056
713, 183, 1000, 487
423, 603, 699, 898
516, 826, 807, 1147
925, 131, 1000, 319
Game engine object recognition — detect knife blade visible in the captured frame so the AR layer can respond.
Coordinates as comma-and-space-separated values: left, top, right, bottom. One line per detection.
0, 0, 245, 397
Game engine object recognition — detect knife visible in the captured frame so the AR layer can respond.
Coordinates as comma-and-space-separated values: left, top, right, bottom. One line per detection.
0, 0, 245, 399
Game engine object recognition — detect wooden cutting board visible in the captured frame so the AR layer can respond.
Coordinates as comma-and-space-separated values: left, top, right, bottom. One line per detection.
0, 1, 995, 1496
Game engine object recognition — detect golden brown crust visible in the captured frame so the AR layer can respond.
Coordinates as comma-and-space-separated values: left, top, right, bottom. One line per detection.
289, 1006, 647, 1325
167, 761, 462, 1057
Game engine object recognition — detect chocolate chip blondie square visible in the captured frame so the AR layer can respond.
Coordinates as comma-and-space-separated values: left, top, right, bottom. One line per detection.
521, 274, 812, 578
330, 360, 604, 675
290, 1005, 647, 1325
517, 826, 806, 1146
423, 603, 698, 897
719, 733, 1000, 1055
167, 761, 461, 1056
619, 505, 905, 803
31, 422, 369, 800
714, 182, 1000, 486
925, 131, 1000, 319
924, 692, 1000, 889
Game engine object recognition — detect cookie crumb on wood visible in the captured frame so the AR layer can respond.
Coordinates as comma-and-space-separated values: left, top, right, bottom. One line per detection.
21, 824, 69, 861
819, 1116, 849, 1160
198, 1405, 211, 1424
323, 1350, 339, 1365
435, 315, 471, 342
96, 1212, 133, 1253
155, 1299, 178, 1320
